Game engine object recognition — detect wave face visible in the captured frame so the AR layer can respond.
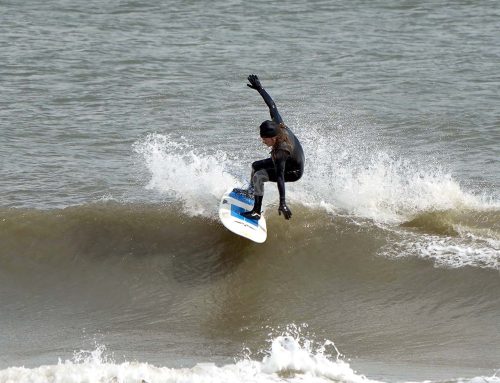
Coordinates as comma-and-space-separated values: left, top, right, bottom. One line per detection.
1, 203, 499, 377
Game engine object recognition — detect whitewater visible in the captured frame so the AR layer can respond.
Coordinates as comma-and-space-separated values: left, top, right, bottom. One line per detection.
133, 131, 500, 270
1, 338, 499, 383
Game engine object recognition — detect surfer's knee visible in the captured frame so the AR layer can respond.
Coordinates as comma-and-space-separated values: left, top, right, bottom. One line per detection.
251, 160, 264, 172
252, 169, 269, 196
253, 169, 269, 183
287, 170, 302, 182
251, 158, 273, 172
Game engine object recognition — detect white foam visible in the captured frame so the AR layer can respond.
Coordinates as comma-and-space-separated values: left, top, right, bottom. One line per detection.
260, 336, 379, 383
380, 231, 500, 270
293, 123, 499, 224
420, 242, 499, 269
133, 128, 498, 225
2, 338, 498, 383
0, 337, 381, 383
464, 377, 500, 383
133, 133, 239, 217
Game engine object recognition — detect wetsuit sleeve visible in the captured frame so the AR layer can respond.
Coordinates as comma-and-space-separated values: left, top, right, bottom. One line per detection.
257, 88, 284, 124
273, 149, 289, 203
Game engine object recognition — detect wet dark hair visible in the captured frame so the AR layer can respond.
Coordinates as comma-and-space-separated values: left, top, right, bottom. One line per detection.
272, 122, 290, 151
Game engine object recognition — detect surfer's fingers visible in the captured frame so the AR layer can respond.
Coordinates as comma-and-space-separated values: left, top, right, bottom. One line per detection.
247, 74, 261, 89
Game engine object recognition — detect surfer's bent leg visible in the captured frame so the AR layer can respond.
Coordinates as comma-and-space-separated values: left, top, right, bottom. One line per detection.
265, 169, 302, 183
251, 160, 302, 196
250, 158, 274, 191
241, 159, 273, 219
252, 169, 270, 196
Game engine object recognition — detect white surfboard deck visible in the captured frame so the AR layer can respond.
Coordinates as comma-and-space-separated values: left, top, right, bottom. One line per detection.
219, 188, 267, 243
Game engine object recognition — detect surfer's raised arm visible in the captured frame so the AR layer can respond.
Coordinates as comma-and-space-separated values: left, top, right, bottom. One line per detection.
247, 74, 284, 124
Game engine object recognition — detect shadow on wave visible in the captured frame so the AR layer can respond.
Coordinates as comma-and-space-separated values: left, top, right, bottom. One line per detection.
0, 202, 352, 288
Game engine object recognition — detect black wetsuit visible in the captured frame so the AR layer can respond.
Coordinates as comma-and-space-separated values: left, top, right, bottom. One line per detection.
252, 88, 305, 203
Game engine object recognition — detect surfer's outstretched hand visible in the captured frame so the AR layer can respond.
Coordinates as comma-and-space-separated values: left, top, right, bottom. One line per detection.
247, 74, 263, 91
278, 202, 292, 220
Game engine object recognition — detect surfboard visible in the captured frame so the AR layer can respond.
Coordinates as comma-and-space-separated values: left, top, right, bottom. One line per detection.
219, 188, 267, 243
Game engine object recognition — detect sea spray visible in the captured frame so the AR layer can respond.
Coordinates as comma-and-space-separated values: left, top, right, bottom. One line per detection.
294, 122, 498, 224
133, 127, 498, 225
133, 133, 239, 217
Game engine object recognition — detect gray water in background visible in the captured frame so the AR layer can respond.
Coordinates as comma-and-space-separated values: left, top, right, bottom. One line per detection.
1, 0, 499, 208
1, 1, 500, 381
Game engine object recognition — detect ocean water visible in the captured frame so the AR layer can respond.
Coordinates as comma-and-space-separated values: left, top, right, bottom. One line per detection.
1, 0, 499, 382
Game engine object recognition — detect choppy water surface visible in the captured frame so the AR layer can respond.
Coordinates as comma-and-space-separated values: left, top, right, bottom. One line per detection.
0, 1, 499, 382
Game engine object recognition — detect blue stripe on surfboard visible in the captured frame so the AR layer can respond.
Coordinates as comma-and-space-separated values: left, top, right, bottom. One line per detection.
231, 204, 259, 227
229, 191, 254, 205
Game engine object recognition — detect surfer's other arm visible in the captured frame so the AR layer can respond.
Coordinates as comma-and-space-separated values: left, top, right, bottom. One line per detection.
247, 74, 284, 124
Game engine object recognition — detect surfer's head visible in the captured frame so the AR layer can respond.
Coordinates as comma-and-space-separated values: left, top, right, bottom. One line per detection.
259, 120, 278, 147
260, 120, 289, 148
259, 120, 278, 138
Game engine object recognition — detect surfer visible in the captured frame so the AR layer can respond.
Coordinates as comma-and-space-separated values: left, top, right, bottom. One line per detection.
239, 74, 305, 221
